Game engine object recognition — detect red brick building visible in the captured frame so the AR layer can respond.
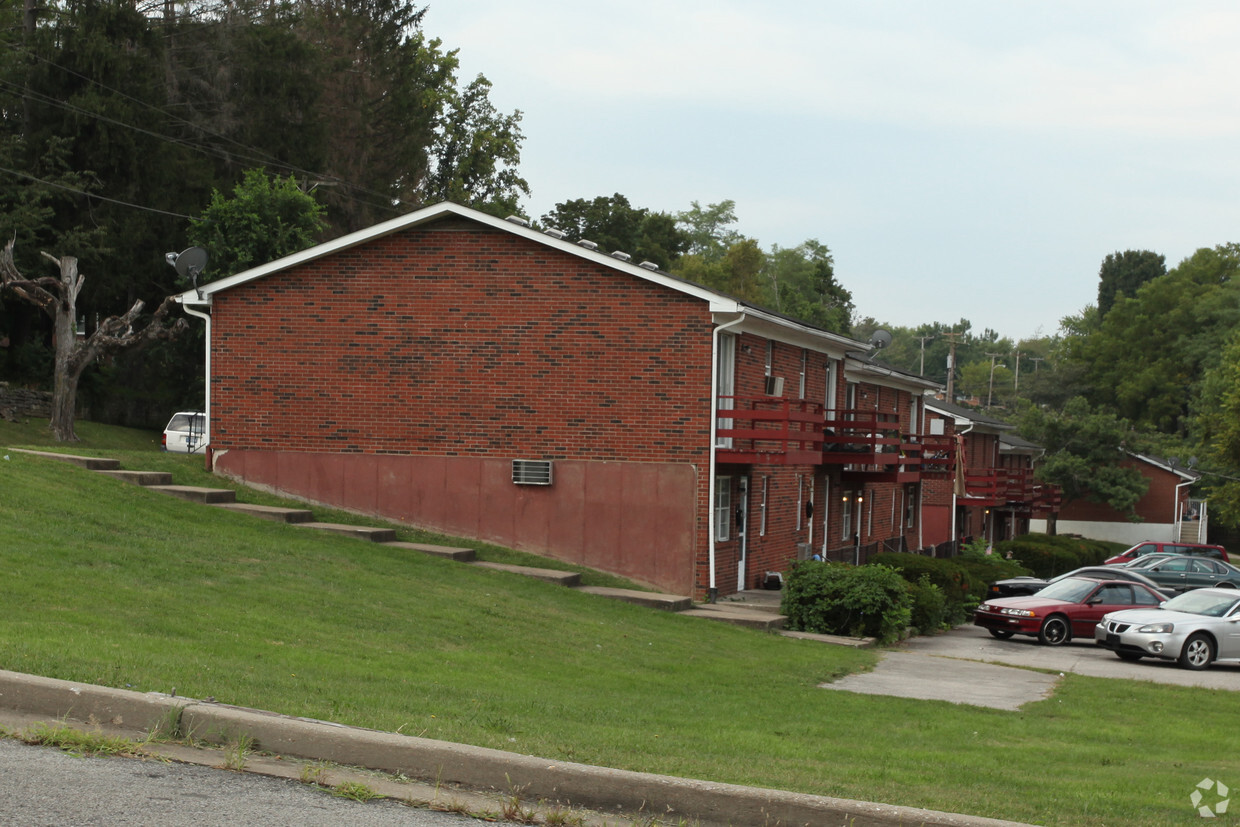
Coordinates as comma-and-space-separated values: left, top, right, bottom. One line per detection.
178, 202, 958, 599
921, 401, 1060, 550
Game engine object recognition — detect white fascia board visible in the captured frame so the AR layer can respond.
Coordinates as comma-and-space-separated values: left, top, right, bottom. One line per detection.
1128, 452, 1198, 481
845, 357, 944, 394
924, 402, 1012, 433
713, 307, 865, 358
175, 201, 728, 308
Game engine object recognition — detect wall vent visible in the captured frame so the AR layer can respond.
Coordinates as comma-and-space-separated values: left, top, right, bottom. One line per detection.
512, 459, 554, 485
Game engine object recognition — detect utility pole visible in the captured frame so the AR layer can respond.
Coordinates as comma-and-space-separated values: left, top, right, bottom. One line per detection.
916, 335, 935, 376
1012, 350, 1021, 392
1030, 357, 1044, 372
943, 332, 960, 401
986, 353, 1005, 409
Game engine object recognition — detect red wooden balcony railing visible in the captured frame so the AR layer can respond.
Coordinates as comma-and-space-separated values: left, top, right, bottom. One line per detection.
715, 396, 826, 465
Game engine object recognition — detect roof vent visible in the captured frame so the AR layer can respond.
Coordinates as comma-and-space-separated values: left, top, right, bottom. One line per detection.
638, 260, 659, 271
505, 215, 531, 227
610, 251, 632, 262
543, 227, 566, 239
577, 239, 598, 251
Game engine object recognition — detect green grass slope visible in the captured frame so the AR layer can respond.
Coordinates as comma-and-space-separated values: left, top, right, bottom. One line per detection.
0, 421, 1232, 826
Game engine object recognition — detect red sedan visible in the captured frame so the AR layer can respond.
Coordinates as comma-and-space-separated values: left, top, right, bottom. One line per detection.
973, 577, 1166, 646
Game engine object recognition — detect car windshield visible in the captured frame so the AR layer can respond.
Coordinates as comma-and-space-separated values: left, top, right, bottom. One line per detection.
1161, 591, 1240, 617
1032, 577, 1098, 603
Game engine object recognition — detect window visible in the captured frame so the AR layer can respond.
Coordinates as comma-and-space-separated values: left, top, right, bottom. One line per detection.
1097, 584, 1132, 605
905, 486, 917, 528
765, 340, 773, 376
1134, 588, 1162, 606
715, 476, 731, 542
799, 350, 807, 399
841, 492, 853, 540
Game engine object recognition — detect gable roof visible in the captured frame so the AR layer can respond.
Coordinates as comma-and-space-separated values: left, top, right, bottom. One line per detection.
174, 201, 868, 355
924, 399, 1014, 432
1128, 452, 1201, 482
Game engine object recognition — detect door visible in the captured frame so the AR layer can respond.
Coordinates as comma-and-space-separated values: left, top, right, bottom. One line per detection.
736, 476, 749, 592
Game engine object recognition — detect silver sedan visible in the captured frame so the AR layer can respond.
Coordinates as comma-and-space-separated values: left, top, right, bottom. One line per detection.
1095, 588, 1240, 670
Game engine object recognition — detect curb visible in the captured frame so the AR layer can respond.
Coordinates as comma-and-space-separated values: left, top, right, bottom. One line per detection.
0, 669, 1031, 827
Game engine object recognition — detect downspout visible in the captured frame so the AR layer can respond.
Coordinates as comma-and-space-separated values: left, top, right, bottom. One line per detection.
181, 302, 212, 468
708, 313, 745, 604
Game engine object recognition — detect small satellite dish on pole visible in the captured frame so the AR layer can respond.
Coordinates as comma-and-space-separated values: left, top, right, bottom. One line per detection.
165, 247, 209, 292
868, 329, 892, 357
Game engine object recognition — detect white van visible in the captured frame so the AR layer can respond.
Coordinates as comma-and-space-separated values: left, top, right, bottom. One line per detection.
162, 411, 207, 453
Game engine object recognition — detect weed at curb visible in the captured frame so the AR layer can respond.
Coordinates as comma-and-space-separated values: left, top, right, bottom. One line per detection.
333, 781, 383, 802
20, 721, 142, 758
221, 733, 254, 771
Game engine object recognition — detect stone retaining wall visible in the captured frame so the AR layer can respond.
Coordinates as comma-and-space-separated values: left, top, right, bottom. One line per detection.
0, 382, 52, 420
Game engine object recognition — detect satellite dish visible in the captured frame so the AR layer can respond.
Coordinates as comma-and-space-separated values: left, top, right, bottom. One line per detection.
869, 329, 893, 351
167, 247, 209, 288
1188, 456, 1199, 469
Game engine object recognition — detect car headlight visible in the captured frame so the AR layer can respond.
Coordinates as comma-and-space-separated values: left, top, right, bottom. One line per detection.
1137, 622, 1174, 633
1001, 608, 1036, 617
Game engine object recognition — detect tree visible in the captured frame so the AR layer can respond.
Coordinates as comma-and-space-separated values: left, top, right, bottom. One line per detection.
675, 200, 742, 261
424, 74, 529, 216
1098, 250, 1166, 317
187, 169, 327, 280
766, 240, 853, 333
672, 239, 767, 304
0, 241, 185, 441
1018, 397, 1148, 516
540, 194, 687, 268
1189, 329, 1240, 527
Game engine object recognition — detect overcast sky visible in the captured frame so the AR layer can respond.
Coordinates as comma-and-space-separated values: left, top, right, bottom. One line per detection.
425, 1, 1240, 341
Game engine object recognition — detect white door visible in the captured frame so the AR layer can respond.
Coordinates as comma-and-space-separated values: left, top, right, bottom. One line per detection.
736, 476, 749, 592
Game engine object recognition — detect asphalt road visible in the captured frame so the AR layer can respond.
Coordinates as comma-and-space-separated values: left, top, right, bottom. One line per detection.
0, 738, 482, 827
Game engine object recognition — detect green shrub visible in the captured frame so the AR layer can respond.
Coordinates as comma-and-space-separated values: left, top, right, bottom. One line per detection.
907, 574, 946, 634
994, 533, 1121, 578
870, 552, 972, 626
781, 562, 911, 644
953, 555, 1030, 599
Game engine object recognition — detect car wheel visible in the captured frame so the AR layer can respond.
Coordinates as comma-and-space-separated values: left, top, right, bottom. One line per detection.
1216, 583, 1237, 589
1038, 616, 1071, 646
987, 629, 1015, 640
1178, 633, 1215, 670
1115, 651, 1143, 662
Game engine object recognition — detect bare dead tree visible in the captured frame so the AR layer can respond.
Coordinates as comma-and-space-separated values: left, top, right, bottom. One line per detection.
0, 239, 187, 441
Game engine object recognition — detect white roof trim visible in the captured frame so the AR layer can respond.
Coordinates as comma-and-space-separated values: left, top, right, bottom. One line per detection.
1128, 452, 1199, 481
174, 200, 873, 353
178, 201, 726, 308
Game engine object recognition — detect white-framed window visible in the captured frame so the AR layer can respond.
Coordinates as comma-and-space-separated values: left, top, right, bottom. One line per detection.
905, 485, 917, 528
841, 491, 853, 540
765, 340, 773, 376
799, 350, 807, 399
760, 476, 769, 537
715, 476, 731, 542
866, 492, 873, 536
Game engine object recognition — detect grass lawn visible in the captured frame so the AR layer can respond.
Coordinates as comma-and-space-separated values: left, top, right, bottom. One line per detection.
0, 419, 1234, 825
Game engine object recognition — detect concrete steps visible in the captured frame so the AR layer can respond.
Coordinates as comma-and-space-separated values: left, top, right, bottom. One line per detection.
383, 541, 476, 562
679, 604, 787, 631
294, 522, 397, 543
214, 503, 315, 524
7, 448, 120, 471
97, 470, 174, 486
149, 485, 236, 504
575, 586, 692, 612
472, 561, 582, 587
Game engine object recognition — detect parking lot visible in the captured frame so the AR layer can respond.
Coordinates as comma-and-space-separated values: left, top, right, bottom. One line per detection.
822, 624, 1239, 710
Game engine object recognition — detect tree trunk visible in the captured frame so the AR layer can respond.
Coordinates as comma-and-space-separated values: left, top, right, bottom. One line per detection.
48, 255, 82, 442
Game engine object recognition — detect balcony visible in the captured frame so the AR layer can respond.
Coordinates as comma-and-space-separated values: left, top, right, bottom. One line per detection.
714, 396, 826, 466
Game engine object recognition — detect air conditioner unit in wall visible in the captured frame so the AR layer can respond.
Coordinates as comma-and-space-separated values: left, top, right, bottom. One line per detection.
512, 459, 554, 485
764, 376, 785, 396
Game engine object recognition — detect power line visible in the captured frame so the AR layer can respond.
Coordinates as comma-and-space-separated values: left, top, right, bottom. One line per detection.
0, 164, 194, 219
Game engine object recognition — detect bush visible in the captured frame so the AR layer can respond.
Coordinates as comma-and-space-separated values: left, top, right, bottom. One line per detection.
781, 562, 911, 644
870, 552, 972, 626
994, 533, 1121, 578
907, 574, 946, 634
